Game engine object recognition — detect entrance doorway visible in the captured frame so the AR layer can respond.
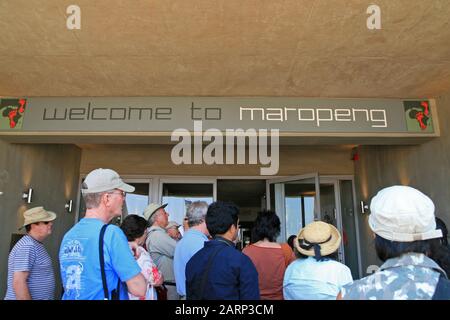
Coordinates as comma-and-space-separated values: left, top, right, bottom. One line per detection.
217, 179, 266, 248
267, 174, 361, 278
76, 174, 361, 278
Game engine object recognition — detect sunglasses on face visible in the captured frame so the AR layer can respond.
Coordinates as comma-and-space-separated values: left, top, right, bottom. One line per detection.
35, 221, 51, 225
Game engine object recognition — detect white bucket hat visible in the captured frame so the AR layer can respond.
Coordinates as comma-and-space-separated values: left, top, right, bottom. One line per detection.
81, 168, 135, 194
369, 185, 443, 242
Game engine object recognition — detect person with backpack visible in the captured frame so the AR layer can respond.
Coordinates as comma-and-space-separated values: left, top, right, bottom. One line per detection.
186, 201, 260, 300
59, 168, 146, 300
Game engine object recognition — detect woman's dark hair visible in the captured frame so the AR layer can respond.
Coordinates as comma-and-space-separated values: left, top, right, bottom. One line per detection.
436, 217, 449, 246
374, 234, 441, 262
293, 243, 338, 261
431, 244, 450, 277
205, 201, 239, 236
251, 210, 280, 243
287, 235, 297, 250
120, 214, 149, 242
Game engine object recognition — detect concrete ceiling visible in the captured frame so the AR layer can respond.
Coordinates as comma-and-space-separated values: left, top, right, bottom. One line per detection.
1, 0, 450, 98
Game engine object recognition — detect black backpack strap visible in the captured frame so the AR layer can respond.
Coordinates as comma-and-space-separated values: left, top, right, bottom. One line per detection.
432, 274, 450, 300
99, 224, 109, 300
198, 246, 225, 300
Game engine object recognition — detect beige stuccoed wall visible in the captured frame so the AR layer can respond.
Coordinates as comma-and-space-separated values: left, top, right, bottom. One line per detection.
354, 90, 450, 277
80, 145, 355, 176
0, 141, 81, 299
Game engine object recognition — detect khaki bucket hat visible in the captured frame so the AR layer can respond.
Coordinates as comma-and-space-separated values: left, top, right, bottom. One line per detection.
20, 206, 57, 230
294, 221, 341, 258
143, 203, 168, 221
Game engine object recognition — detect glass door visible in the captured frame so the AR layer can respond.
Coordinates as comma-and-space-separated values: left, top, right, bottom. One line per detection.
266, 173, 321, 243
159, 178, 216, 235
267, 174, 361, 276
339, 180, 361, 279
316, 178, 345, 264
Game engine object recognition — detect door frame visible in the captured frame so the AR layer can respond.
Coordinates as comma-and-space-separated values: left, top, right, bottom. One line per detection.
266, 173, 321, 243
265, 174, 362, 278
158, 177, 217, 203
74, 173, 362, 278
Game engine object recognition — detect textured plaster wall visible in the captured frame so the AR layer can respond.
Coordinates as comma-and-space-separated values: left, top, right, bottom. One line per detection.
354, 90, 450, 275
0, 142, 81, 298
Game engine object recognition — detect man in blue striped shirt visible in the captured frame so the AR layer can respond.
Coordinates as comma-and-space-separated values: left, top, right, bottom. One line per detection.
5, 207, 57, 300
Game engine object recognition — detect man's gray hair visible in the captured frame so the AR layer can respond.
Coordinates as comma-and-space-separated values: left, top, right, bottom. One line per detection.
82, 183, 111, 209
148, 210, 158, 226
186, 201, 208, 227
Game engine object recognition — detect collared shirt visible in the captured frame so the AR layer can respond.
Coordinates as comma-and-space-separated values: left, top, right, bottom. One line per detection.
341, 252, 446, 300
283, 256, 353, 300
146, 226, 177, 282
173, 228, 208, 296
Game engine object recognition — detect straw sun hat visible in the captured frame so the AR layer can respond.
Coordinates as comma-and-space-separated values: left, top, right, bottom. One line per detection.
294, 221, 341, 259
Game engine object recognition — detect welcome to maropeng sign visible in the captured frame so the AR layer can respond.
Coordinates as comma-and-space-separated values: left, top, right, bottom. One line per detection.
0, 97, 436, 134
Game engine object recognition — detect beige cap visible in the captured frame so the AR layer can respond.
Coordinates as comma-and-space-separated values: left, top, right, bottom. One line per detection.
143, 203, 168, 221
81, 168, 135, 194
369, 185, 442, 242
295, 221, 341, 258
166, 221, 180, 230
20, 206, 57, 230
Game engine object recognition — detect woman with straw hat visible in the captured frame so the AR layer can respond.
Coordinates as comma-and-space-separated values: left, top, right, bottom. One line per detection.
283, 221, 353, 300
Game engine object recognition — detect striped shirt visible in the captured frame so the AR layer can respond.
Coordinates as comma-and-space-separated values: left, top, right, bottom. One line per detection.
4, 235, 55, 300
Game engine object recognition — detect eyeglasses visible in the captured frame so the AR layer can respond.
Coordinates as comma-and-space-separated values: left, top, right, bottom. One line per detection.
107, 190, 126, 197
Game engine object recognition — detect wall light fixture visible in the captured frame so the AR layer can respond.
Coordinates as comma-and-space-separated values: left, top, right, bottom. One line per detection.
22, 188, 33, 204
65, 200, 73, 213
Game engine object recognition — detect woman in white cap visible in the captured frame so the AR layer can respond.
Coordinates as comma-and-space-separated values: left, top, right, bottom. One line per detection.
283, 221, 353, 300
339, 185, 450, 300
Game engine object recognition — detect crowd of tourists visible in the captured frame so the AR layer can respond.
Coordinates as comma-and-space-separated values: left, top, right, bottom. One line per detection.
4, 168, 450, 300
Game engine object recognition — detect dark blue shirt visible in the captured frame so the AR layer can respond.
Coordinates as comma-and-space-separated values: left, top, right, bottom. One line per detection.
186, 237, 260, 300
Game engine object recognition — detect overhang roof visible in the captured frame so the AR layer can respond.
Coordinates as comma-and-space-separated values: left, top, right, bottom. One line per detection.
1, 0, 450, 98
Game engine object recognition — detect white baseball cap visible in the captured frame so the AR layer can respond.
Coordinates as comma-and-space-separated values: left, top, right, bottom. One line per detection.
81, 168, 135, 194
369, 185, 443, 242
